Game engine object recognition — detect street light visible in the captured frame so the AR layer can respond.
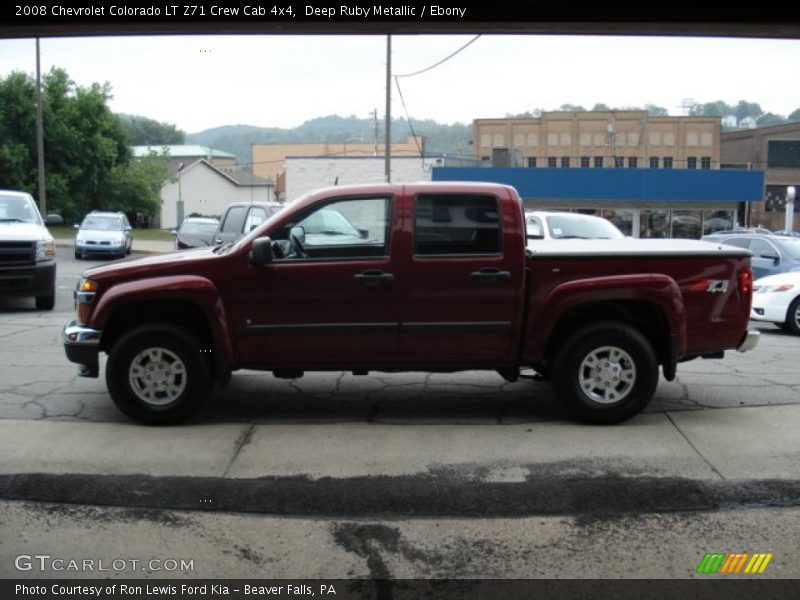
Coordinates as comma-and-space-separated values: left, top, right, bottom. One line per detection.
786, 185, 796, 232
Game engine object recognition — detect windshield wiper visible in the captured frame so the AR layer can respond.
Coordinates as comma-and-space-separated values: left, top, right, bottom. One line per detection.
556, 235, 590, 239
0, 218, 25, 223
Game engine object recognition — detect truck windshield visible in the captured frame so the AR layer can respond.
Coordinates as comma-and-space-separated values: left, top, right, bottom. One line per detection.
0, 194, 42, 224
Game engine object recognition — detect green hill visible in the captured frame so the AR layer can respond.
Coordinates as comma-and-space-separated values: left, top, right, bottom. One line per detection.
185, 115, 473, 167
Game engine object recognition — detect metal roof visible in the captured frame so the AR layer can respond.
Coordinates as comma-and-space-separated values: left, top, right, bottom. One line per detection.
132, 145, 235, 159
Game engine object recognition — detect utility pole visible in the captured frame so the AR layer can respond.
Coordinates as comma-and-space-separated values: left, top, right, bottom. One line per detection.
385, 35, 391, 182
372, 109, 379, 157
35, 38, 46, 215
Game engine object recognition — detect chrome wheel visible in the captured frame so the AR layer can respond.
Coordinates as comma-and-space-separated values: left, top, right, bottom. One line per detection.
128, 347, 187, 406
577, 345, 636, 404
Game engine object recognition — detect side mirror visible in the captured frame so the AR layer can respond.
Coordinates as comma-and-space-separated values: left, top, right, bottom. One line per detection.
249, 236, 273, 265
73, 224, 80, 230
761, 252, 780, 264
170, 230, 178, 237
45, 214, 63, 226
357, 228, 369, 239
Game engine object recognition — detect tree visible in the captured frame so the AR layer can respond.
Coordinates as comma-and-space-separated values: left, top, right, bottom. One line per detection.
788, 108, 800, 123
592, 103, 611, 111
104, 151, 169, 218
757, 113, 786, 127
0, 72, 38, 191
644, 104, 669, 116
118, 114, 185, 145
0, 68, 165, 223
689, 101, 732, 117
559, 103, 586, 112
734, 100, 763, 122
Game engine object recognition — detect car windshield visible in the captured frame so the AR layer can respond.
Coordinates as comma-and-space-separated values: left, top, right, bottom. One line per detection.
544, 215, 625, 240
81, 216, 122, 230
299, 208, 359, 236
181, 221, 218, 234
0, 194, 41, 224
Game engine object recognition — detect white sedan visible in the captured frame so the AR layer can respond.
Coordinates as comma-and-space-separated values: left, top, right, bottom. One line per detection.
525, 211, 625, 241
751, 271, 800, 334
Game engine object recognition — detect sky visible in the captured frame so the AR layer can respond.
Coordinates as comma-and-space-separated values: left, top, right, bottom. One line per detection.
1, 34, 799, 133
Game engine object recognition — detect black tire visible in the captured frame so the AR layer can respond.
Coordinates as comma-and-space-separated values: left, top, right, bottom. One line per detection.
106, 325, 212, 425
784, 297, 800, 335
74, 250, 82, 260
35, 292, 55, 311
552, 321, 659, 424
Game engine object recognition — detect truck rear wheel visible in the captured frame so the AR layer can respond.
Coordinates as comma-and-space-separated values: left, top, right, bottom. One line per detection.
106, 325, 211, 425
552, 322, 658, 424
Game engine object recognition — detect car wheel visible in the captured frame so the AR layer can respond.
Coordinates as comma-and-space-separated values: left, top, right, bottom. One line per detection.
106, 325, 212, 425
74, 250, 82, 260
552, 321, 658, 424
784, 297, 800, 335
35, 292, 55, 311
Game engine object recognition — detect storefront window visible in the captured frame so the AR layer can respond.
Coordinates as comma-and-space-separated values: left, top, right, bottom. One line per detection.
702, 210, 734, 235
671, 210, 702, 239
640, 210, 670, 238
602, 209, 634, 236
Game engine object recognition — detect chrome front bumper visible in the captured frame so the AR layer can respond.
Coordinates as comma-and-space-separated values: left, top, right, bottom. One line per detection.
63, 320, 102, 377
737, 329, 760, 353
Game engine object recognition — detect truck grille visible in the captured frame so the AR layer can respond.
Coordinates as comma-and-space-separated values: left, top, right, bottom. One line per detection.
0, 242, 35, 266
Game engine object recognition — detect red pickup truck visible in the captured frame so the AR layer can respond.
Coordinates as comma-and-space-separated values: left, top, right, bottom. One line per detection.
63, 182, 759, 425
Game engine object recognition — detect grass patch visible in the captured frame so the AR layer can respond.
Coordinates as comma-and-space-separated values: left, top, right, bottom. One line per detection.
48, 226, 174, 242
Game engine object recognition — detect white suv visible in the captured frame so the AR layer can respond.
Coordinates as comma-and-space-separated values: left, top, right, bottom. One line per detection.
0, 190, 59, 310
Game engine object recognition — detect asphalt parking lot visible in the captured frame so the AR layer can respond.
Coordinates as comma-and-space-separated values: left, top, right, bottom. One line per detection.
1, 246, 800, 580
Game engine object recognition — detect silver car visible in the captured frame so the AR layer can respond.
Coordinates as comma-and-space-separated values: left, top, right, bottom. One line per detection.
74, 211, 133, 259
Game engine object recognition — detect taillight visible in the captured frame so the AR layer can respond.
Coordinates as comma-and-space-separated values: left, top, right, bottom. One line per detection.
738, 269, 753, 294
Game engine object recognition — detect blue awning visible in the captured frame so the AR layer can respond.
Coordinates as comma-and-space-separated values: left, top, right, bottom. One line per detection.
431, 167, 764, 203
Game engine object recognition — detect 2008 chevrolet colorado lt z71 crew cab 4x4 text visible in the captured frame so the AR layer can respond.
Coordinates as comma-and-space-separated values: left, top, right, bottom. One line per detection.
63, 182, 759, 425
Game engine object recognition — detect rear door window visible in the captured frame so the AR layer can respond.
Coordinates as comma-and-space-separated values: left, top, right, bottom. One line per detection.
415, 194, 501, 256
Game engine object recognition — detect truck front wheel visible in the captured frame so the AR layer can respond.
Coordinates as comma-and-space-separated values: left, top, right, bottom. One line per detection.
553, 322, 658, 424
106, 325, 211, 425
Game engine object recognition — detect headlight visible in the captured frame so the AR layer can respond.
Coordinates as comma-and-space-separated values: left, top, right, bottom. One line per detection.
754, 284, 795, 293
35, 239, 55, 261
75, 278, 98, 324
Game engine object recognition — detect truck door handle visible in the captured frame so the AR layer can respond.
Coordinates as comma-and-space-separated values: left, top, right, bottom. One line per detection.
354, 270, 395, 287
471, 267, 511, 283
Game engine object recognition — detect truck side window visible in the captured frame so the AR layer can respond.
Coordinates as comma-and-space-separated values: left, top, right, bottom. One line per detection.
415, 195, 501, 256
220, 206, 247, 234
275, 197, 391, 260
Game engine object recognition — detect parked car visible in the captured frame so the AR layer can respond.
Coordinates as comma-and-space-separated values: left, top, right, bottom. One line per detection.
751, 271, 800, 334
214, 202, 284, 245
0, 189, 59, 310
773, 230, 800, 238
63, 182, 757, 425
525, 211, 625, 241
701, 232, 800, 279
171, 217, 220, 249
74, 211, 133, 259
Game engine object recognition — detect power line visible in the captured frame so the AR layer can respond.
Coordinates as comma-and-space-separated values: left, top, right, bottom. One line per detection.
395, 35, 481, 78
